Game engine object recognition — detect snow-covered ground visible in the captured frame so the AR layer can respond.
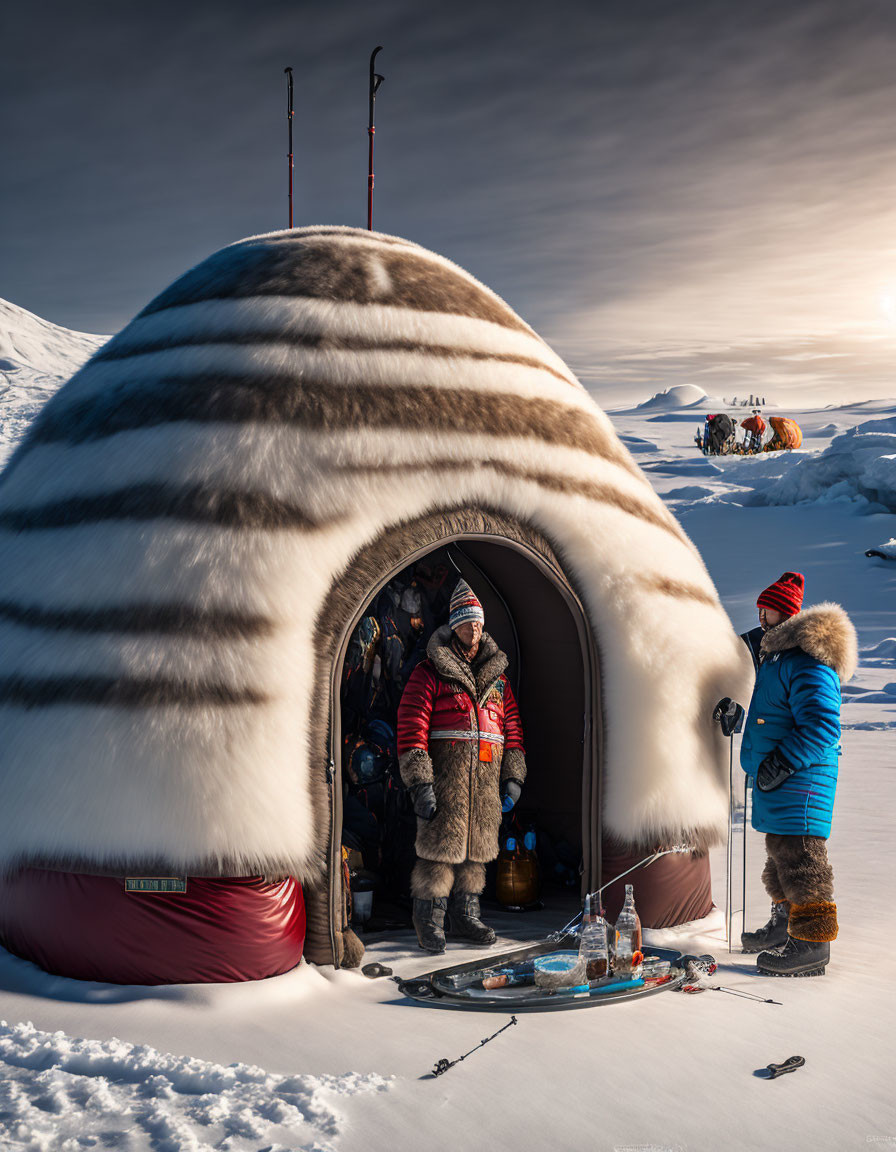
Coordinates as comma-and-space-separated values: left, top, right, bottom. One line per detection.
0, 304, 894, 1151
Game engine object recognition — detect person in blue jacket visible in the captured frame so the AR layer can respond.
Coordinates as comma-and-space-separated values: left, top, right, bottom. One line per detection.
738, 572, 857, 976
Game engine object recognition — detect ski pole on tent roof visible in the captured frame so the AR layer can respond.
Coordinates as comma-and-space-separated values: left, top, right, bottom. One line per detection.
367, 46, 384, 230
284, 67, 294, 228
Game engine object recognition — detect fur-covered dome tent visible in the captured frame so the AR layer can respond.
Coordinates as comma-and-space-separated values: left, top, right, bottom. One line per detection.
0, 226, 752, 981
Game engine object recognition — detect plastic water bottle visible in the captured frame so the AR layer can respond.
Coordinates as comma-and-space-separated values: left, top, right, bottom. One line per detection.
614, 884, 643, 977
578, 892, 609, 981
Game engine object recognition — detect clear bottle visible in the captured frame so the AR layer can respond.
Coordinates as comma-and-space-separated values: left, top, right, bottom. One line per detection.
614, 884, 643, 977
578, 892, 609, 981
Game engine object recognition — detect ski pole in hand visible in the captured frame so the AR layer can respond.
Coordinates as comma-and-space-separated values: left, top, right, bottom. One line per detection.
713, 698, 744, 947
284, 67, 294, 228
367, 46, 384, 230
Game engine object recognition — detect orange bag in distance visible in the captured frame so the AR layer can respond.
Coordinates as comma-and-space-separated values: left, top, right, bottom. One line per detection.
768, 416, 802, 449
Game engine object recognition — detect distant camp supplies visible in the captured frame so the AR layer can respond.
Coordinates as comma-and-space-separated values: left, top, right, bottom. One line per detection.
696, 411, 802, 456
765, 416, 803, 451
697, 413, 736, 455
741, 413, 766, 452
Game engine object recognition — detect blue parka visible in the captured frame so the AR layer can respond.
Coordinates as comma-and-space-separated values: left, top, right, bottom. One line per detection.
741, 603, 856, 838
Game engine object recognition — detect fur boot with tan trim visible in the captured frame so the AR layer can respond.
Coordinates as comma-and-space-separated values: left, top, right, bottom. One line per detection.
757, 900, 838, 976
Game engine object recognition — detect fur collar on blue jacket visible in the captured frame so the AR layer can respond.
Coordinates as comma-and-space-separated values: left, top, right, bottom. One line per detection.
760, 603, 858, 685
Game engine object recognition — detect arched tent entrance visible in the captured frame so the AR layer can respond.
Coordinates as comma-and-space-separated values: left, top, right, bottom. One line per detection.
304, 507, 710, 967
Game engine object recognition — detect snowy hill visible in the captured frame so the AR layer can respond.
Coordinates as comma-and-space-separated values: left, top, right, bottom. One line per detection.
0, 298, 107, 464
632, 383, 710, 410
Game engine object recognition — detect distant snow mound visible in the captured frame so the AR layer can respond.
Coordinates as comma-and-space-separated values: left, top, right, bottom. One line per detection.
0, 298, 108, 466
861, 638, 896, 662
851, 414, 896, 435
635, 384, 709, 411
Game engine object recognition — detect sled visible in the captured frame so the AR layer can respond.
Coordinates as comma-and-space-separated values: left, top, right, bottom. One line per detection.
396, 935, 687, 1011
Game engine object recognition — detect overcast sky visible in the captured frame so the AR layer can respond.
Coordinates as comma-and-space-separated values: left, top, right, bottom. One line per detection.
4, 0, 896, 404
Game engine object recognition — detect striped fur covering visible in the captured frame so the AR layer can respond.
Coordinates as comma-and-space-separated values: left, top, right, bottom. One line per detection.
0, 226, 753, 881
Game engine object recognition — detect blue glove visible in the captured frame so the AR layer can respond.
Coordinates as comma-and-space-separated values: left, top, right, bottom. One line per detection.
756, 748, 796, 792
410, 782, 437, 820
501, 780, 522, 813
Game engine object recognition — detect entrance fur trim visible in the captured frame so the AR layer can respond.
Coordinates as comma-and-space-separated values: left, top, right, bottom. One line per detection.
788, 900, 839, 942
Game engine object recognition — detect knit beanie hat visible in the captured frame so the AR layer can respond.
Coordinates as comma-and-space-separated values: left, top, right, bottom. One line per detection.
448, 579, 485, 630
757, 572, 804, 618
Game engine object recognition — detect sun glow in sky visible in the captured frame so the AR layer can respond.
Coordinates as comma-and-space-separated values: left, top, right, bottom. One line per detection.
878, 288, 896, 327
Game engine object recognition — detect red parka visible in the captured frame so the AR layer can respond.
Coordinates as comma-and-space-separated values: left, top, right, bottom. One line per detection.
397, 627, 526, 864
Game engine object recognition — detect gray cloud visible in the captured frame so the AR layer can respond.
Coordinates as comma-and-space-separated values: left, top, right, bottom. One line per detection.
4, 0, 896, 403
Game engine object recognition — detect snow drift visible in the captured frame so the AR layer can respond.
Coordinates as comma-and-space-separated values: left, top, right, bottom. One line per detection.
745, 418, 896, 511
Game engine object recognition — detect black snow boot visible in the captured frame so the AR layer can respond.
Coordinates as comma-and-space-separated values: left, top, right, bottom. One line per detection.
447, 893, 496, 945
741, 901, 790, 953
757, 935, 830, 977
412, 897, 447, 954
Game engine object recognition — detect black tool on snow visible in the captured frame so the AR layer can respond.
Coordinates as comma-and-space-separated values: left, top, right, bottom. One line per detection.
367, 46, 384, 230
361, 962, 393, 979
284, 67, 294, 228
397, 977, 440, 999
764, 1055, 805, 1078
431, 1016, 518, 1077
710, 986, 782, 1005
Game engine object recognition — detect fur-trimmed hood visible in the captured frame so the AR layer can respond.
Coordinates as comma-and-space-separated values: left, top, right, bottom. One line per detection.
426, 624, 508, 703
760, 602, 858, 685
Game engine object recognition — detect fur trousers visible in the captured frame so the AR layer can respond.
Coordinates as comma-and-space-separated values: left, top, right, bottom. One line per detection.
761, 833, 838, 942
761, 833, 834, 905
411, 857, 486, 900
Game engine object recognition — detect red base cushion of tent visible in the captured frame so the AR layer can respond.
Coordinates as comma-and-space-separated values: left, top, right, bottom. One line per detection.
0, 870, 305, 985
600, 841, 713, 928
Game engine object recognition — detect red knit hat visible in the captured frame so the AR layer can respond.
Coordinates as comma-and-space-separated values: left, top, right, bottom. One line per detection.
757, 572, 804, 618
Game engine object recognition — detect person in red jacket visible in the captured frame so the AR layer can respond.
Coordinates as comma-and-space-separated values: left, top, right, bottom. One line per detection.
397, 580, 526, 953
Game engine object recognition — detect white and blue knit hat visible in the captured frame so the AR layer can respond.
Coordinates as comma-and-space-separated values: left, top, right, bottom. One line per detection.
448, 579, 485, 630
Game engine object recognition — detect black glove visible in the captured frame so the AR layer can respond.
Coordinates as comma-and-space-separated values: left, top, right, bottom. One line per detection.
410, 782, 437, 820
756, 748, 796, 792
713, 697, 745, 737
501, 780, 522, 813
